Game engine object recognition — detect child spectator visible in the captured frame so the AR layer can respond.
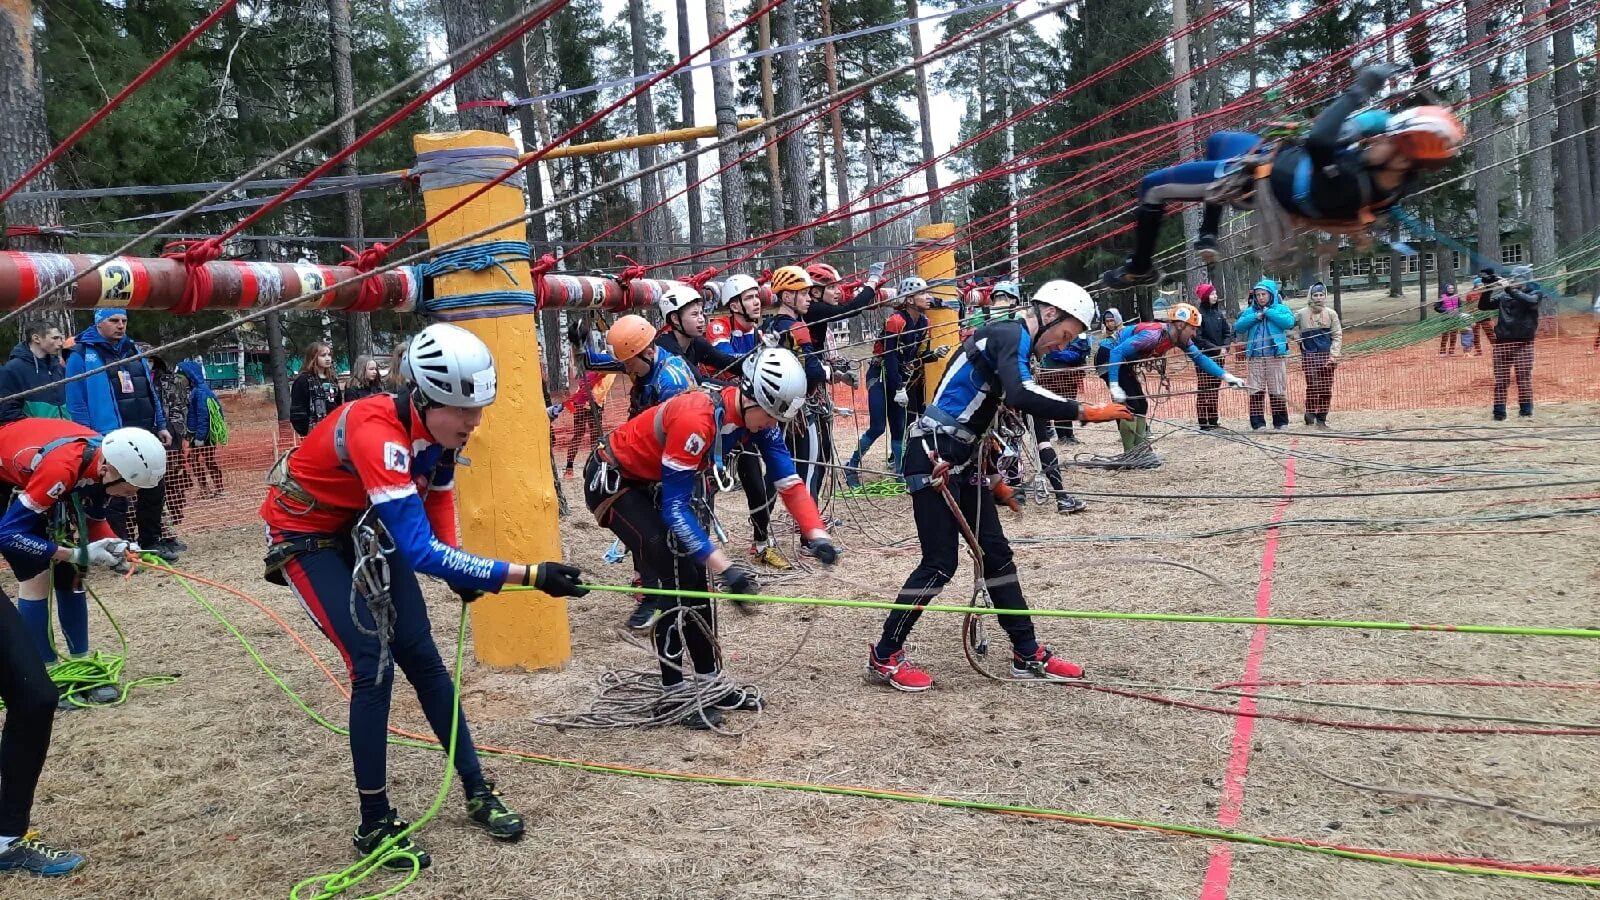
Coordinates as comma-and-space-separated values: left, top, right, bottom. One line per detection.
343, 354, 385, 403
1436, 282, 1463, 355
178, 361, 225, 496
289, 341, 341, 437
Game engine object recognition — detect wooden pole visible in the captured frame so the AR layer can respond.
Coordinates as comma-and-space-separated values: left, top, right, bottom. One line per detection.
915, 223, 960, 404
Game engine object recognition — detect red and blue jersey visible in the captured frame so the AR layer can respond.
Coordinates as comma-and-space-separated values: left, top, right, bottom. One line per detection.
1102, 321, 1227, 384
0, 418, 117, 564
260, 394, 507, 593
707, 314, 760, 358
607, 385, 824, 562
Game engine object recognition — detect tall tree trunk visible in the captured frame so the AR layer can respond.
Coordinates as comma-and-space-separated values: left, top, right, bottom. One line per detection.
776, 0, 810, 242
1522, 0, 1558, 279
758, 13, 785, 235
1466, 0, 1501, 268
1172, 0, 1200, 287
706, 0, 748, 248
821, 0, 853, 263
328, 0, 372, 357
441, 0, 509, 133
258, 241, 293, 421
506, 10, 562, 390
0, 0, 70, 335
627, 0, 666, 262
1388, 250, 1403, 298
1551, 23, 1593, 248
906, 0, 942, 223
674, 0, 705, 254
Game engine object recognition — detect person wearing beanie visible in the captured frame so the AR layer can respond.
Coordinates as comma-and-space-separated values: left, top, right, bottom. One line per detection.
1436, 281, 1464, 355
1477, 264, 1543, 419
1233, 280, 1296, 430
1190, 283, 1232, 430
1294, 282, 1343, 428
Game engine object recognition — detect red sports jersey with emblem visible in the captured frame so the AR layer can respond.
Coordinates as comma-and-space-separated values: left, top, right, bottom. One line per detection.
0, 419, 116, 533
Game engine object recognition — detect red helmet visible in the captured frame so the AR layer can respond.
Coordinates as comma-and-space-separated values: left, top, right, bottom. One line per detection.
805, 262, 841, 285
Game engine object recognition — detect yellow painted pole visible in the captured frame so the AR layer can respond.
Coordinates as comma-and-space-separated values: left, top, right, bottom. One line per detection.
526, 119, 764, 161
914, 222, 961, 404
414, 130, 568, 670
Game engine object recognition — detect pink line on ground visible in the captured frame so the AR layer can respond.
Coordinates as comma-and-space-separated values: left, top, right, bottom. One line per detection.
1199, 454, 1296, 900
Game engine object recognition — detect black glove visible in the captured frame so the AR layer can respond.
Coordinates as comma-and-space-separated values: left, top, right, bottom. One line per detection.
1355, 63, 1402, 98
454, 586, 484, 604
720, 563, 757, 596
807, 538, 840, 565
532, 562, 588, 597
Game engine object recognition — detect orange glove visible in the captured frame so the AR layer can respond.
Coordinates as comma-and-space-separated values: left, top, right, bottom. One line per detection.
1080, 402, 1135, 423
988, 477, 1021, 512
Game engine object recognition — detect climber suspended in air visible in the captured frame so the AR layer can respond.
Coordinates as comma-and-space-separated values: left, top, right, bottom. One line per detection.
1103, 64, 1463, 290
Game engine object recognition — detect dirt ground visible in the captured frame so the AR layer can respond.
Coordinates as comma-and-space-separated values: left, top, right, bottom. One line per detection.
18, 401, 1600, 900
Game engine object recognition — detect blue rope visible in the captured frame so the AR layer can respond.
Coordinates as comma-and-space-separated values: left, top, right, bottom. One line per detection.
417, 240, 530, 283
423, 290, 538, 312
1389, 208, 1498, 276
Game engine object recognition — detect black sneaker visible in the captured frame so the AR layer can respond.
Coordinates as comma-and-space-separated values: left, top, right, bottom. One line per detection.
0, 833, 85, 876
710, 684, 764, 711
145, 541, 180, 563
626, 599, 665, 632
465, 782, 524, 841
1056, 495, 1086, 515
1101, 264, 1161, 291
353, 811, 430, 871
1194, 235, 1220, 265
655, 687, 726, 729
166, 538, 189, 553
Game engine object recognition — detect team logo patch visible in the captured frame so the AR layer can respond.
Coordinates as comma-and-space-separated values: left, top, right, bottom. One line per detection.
683, 433, 706, 456
383, 442, 410, 473
46, 481, 66, 499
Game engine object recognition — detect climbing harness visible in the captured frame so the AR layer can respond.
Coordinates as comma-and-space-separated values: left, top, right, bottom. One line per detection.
350, 510, 399, 684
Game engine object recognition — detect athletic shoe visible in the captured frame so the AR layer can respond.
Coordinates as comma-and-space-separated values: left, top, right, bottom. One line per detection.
1100, 264, 1161, 291
710, 684, 764, 711
626, 599, 665, 632
865, 646, 934, 692
83, 684, 120, 705
0, 833, 85, 877
1303, 412, 1316, 426
1194, 235, 1220, 265
749, 544, 792, 570
1056, 495, 1086, 515
654, 690, 725, 729
353, 812, 430, 871
1011, 646, 1085, 681
145, 541, 181, 563
466, 782, 524, 841
167, 538, 189, 553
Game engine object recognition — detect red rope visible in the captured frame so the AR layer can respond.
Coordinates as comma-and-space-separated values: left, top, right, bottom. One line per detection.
0, 0, 243, 206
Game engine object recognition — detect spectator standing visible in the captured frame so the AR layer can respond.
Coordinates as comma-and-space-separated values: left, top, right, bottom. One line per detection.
0, 321, 68, 423
561, 369, 607, 479
149, 357, 193, 531
1436, 282, 1464, 355
1232, 279, 1296, 430
290, 341, 342, 437
1463, 268, 1498, 356
1294, 283, 1343, 429
343, 354, 385, 403
1190, 283, 1232, 430
1478, 265, 1543, 419
64, 309, 180, 561
178, 361, 225, 496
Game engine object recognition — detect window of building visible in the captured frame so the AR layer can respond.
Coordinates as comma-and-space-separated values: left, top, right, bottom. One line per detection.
1501, 243, 1526, 265
1373, 256, 1390, 276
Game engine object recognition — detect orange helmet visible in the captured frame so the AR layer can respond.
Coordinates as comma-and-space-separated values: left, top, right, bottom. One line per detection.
768, 265, 814, 295
1167, 302, 1202, 328
606, 314, 656, 362
1386, 105, 1463, 163
805, 262, 841, 285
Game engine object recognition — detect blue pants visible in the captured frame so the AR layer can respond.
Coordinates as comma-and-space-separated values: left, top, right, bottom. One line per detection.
278, 534, 485, 807
851, 376, 910, 474
1137, 131, 1262, 205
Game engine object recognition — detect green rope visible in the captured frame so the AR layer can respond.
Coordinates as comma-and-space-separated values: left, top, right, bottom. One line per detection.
517, 584, 1600, 640
171, 569, 1600, 890
160, 561, 466, 900
832, 478, 909, 499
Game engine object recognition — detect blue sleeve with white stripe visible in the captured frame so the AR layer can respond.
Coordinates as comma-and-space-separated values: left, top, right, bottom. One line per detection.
659, 467, 715, 562
0, 501, 54, 563
371, 491, 508, 593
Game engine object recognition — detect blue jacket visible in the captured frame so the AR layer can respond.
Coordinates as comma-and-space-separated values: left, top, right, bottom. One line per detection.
1043, 335, 1091, 369
178, 360, 220, 440
66, 325, 165, 434
1233, 279, 1296, 358
0, 342, 67, 423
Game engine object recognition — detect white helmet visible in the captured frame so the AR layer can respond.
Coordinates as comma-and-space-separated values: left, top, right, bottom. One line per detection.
1031, 280, 1097, 329
102, 427, 167, 490
404, 323, 497, 409
899, 276, 930, 295
657, 282, 703, 319
721, 273, 760, 303
740, 347, 808, 423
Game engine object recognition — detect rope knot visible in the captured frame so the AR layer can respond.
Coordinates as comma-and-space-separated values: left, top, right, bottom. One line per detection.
684, 266, 720, 291
162, 238, 224, 316
614, 254, 648, 285
342, 241, 391, 272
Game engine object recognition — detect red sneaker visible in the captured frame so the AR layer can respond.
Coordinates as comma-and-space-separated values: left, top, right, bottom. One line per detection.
1011, 646, 1085, 681
864, 646, 933, 692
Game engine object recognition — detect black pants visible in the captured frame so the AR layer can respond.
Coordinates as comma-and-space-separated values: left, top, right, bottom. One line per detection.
877, 437, 1038, 658
1031, 416, 1066, 495
736, 450, 772, 545
1491, 340, 1534, 409
585, 459, 717, 686
109, 480, 167, 547
1196, 350, 1224, 425
1094, 345, 1149, 417
0, 586, 58, 837
785, 408, 832, 501
564, 402, 603, 470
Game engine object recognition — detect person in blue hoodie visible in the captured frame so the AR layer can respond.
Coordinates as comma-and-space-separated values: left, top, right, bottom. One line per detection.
0, 320, 68, 423
65, 309, 179, 560
178, 360, 225, 496
1233, 279, 1297, 430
